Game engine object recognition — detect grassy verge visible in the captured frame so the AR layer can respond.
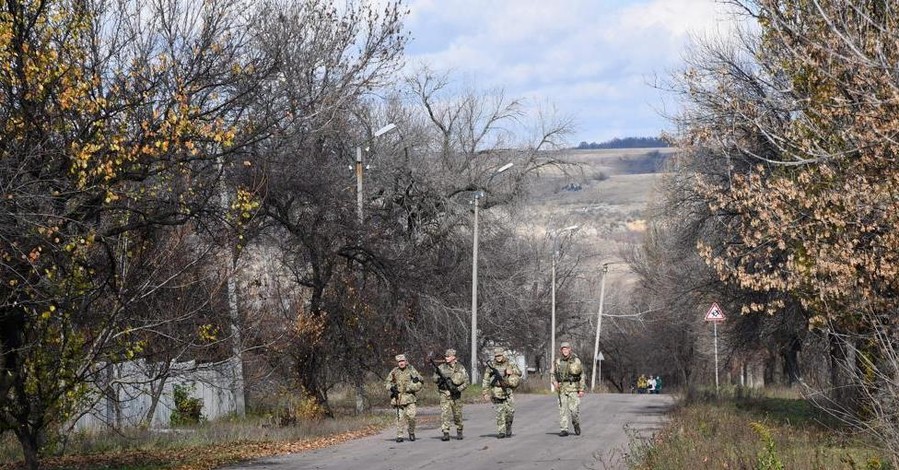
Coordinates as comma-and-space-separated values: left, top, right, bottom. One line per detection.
0, 414, 390, 470
630, 387, 890, 470
0, 376, 549, 470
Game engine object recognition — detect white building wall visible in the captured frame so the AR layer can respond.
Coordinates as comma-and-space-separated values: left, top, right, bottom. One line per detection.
73, 357, 240, 431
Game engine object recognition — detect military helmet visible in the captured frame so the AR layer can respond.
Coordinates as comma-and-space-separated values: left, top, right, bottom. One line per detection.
445, 348, 457, 357
395, 354, 407, 362
493, 347, 505, 357
560, 341, 571, 349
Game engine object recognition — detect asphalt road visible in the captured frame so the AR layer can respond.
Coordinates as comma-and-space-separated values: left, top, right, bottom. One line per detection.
225, 393, 673, 470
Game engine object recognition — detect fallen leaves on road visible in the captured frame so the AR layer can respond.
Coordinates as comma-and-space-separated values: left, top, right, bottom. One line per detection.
0, 424, 385, 470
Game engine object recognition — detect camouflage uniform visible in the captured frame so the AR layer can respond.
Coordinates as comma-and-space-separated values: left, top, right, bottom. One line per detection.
481, 347, 522, 438
553, 342, 586, 436
386, 354, 424, 442
432, 349, 469, 440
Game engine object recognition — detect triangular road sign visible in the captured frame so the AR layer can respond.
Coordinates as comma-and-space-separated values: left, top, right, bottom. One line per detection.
704, 302, 726, 322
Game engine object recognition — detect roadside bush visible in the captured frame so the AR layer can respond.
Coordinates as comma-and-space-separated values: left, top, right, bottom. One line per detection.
170, 384, 204, 426
278, 388, 326, 425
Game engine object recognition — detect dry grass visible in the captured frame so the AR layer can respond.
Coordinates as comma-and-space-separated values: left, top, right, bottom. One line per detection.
0, 415, 388, 470
630, 387, 890, 470
519, 148, 665, 261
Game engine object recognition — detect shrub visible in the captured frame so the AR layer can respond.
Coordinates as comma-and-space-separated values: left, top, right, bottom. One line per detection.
750, 422, 783, 470
170, 384, 204, 426
278, 389, 326, 425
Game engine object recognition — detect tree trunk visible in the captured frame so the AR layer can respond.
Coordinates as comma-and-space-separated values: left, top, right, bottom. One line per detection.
829, 333, 860, 414
226, 258, 246, 417
355, 381, 366, 415
16, 425, 42, 470
763, 351, 778, 386
143, 373, 168, 427
782, 336, 802, 386
297, 349, 333, 418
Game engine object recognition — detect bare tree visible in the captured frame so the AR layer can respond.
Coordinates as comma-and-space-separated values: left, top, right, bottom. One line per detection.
0, 0, 274, 465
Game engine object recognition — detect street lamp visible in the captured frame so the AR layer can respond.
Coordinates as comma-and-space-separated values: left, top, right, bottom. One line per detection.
355, 123, 397, 224
470, 162, 514, 384
590, 263, 609, 391
550, 225, 579, 391
353, 122, 395, 414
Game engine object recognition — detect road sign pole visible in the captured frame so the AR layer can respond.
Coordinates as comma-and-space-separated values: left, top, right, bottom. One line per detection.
704, 303, 725, 395
598, 358, 602, 391
713, 320, 719, 395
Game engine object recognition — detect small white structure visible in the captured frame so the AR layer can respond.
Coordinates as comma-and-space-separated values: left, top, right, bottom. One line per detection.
73, 357, 241, 431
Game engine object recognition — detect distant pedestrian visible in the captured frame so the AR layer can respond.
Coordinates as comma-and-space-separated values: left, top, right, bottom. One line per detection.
431, 348, 469, 441
637, 374, 648, 393
552, 341, 585, 436
654, 375, 663, 394
648, 375, 657, 394
386, 354, 423, 442
482, 347, 522, 438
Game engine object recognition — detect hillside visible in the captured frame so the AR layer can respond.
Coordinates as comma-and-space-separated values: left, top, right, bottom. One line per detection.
520, 147, 674, 262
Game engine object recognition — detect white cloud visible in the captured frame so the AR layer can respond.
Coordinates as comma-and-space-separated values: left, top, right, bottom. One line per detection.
403, 0, 746, 144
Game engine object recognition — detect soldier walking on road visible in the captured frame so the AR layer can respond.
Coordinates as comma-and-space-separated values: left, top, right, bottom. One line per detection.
552, 341, 586, 436
481, 347, 522, 439
431, 349, 469, 441
386, 354, 423, 443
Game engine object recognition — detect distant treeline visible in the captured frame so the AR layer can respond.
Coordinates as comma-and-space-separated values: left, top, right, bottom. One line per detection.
576, 136, 669, 149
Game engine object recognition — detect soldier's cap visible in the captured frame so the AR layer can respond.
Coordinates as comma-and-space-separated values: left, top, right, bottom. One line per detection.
445, 349, 457, 357
493, 347, 505, 356
395, 354, 407, 362
560, 341, 571, 349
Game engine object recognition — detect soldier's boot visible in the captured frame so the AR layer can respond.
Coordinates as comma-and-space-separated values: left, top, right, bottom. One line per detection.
506, 419, 513, 437
497, 432, 506, 439
396, 437, 404, 443
457, 429, 463, 440
441, 432, 450, 442
560, 430, 569, 437
409, 432, 415, 442
574, 421, 581, 436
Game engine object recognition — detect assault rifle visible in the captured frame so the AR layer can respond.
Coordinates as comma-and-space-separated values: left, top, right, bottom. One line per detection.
389, 384, 399, 400
482, 360, 508, 390
388, 374, 400, 420
430, 359, 462, 399
553, 364, 562, 407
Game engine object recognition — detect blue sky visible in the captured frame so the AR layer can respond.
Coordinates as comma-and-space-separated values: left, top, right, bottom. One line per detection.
403, 0, 743, 146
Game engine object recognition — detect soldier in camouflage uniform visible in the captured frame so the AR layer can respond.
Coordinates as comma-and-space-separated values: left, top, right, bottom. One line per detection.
385, 354, 424, 442
432, 348, 469, 441
552, 341, 586, 436
481, 347, 522, 438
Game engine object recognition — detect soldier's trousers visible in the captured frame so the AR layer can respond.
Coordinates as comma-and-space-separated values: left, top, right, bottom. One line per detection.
558, 391, 580, 431
439, 395, 463, 432
491, 396, 514, 434
394, 403, 417, 437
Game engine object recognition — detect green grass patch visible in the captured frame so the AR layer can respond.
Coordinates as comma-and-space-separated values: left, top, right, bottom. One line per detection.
631, 387, 891, 470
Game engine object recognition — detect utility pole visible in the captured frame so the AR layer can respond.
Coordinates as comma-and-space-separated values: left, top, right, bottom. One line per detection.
355, 146, 364, 223
352, 123, 396, 413
469, 162, 513, 384
590, 263, 609, 391
549, 225, 578, 392
470, 192, 481, 384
